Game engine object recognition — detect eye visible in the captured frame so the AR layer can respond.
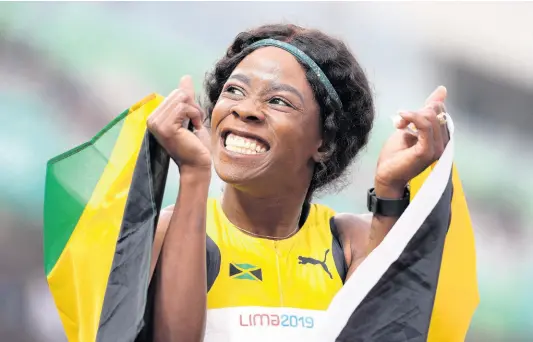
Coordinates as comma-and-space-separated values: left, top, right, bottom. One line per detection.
225, 85, 245, 97
269, 97, 293, 108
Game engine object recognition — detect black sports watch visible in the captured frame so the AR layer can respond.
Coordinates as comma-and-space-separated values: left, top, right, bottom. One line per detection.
367, 187, 410, 217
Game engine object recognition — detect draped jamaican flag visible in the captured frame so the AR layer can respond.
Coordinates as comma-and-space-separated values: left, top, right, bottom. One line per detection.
320, 116, 479, 341
43, 94, 169, 342
44, 94, 478, 342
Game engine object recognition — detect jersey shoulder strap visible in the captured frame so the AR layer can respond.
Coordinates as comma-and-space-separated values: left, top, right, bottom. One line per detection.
311, 202, 348, 283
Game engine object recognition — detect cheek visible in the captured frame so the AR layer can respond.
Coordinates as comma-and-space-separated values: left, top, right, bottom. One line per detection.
271, 114, 321, 153
305, 113, 323, 151
210, 103, 223, 126
295, 115, 322, 149
275, 127, 316, 160
211, 98, 234, 125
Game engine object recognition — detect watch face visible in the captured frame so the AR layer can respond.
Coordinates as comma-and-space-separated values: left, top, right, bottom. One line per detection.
366, 188, 377, 213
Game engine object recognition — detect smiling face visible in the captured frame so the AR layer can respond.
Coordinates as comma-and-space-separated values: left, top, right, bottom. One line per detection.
210, 47, 324, 194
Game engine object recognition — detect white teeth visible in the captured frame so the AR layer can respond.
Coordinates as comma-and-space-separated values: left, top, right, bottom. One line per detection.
224, 133, 268, 155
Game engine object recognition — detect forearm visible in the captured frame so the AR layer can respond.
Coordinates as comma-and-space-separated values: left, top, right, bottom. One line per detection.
366, 185, 404, 255
154, 171, 210, 342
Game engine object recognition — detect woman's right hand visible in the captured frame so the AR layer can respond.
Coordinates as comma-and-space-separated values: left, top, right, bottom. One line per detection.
147, 76, 212, 175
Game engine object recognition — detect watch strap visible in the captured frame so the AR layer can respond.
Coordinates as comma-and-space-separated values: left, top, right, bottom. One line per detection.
367, 187, 410, 217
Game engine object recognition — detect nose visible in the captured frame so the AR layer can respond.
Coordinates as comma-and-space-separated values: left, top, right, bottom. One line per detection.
231, 99, 265, 123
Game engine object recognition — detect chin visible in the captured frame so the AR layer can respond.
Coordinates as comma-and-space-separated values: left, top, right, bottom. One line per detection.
213, 159, 260, 186
215, 158, 277, 194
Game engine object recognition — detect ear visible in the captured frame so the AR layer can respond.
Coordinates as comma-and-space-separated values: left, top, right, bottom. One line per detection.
312, 139, 328, 163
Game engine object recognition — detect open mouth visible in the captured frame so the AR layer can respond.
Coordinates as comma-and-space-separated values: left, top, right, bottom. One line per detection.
222, 130, 270, 155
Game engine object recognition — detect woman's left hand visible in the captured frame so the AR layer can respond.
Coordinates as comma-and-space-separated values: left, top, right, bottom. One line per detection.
374, 86, 450, 198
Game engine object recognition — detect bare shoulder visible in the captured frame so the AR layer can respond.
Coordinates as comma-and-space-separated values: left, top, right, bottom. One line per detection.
334, 212, 372, 236
333, 212, 373, 266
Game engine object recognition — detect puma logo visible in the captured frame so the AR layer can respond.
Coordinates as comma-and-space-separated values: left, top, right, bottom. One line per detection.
298, 249, 333, 279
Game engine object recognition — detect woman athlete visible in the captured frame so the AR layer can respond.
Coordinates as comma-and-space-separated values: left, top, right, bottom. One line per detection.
146, 24, 449, 342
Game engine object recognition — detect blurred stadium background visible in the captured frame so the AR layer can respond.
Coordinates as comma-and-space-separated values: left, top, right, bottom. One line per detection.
1, 2, 532, 341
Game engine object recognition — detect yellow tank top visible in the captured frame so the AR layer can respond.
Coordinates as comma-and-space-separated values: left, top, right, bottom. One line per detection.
203, 198, 347, 341
206, 198, 345, 309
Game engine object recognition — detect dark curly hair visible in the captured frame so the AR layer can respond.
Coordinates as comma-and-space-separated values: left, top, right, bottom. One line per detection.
204, 24, 374, 199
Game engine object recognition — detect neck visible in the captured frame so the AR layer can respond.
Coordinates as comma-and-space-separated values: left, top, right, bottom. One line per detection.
221, 185, 308, 239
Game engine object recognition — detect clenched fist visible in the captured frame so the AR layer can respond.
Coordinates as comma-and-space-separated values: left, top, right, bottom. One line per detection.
374, 86, 450, 198
147, 76, 211, 175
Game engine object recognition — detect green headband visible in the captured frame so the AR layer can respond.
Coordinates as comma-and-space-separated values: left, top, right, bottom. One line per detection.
248, 38, 343, 110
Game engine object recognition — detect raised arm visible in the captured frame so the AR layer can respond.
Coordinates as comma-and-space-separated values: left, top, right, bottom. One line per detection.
340, 86, 450, 279
153, 173, 210, 342
147, 75, 212, 342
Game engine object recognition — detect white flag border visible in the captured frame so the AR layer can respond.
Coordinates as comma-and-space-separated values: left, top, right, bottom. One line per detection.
319, 115, 456, 340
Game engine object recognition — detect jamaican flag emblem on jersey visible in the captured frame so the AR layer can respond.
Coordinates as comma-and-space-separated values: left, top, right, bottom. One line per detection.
229, 263, 263, 281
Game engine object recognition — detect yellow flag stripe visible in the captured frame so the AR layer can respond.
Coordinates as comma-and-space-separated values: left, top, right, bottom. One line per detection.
46, 94, 163, 342
428, 166, 479, 341
410, 164, 479, 341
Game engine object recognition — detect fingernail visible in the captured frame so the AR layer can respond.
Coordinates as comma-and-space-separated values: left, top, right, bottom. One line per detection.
391, 114, 403, 128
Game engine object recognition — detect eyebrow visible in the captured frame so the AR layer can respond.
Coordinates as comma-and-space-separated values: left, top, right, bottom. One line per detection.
264, 83, 304, 104
228, 74, 251, 86
228, 73, 305, 104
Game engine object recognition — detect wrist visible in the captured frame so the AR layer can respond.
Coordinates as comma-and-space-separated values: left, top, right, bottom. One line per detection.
367, 185, 410, 218
373, 181, 407, 199
179, 168, 211, 186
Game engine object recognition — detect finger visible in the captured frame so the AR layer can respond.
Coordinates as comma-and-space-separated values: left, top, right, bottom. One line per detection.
400, 129, 418, 148
179, 75, 196, 103
424, 104, 445, 156
425, 85, 447, 105
392, 114, 410, 129
174, 90, 207, 130
439, 104, 450, 144
154, 99, 190, 138
194, 126, 212, 151
399, 110, 435, 158
172, 102, 204, 131
441, 118, 450, 144
147, 89, 180, 128
426, 101, 450, 145
175, 77, 206, 122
